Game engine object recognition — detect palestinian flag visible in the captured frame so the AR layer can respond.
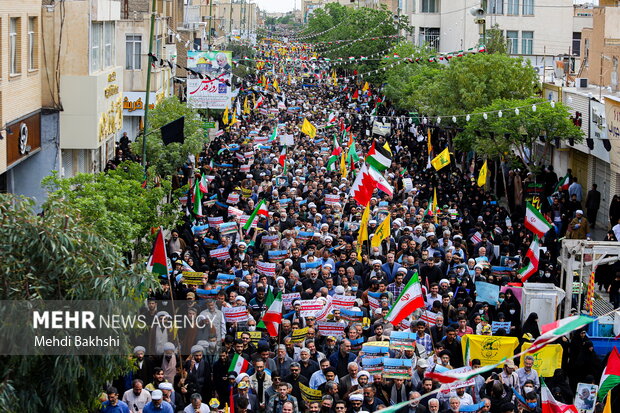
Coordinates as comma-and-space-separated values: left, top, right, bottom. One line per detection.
384, 272, 424, 326
598, 347, 620, 400
541, 379, 578, 413
262, 291, 283, 337
243, 199, 268, 231
554, 174, 570, 192
256, 287, 275, 330
519, 236, 540, 282
529, 315, 596, 353
525, 202, 553, 237
366, 140, 392, 172
327, 136, 343, 171
230, 353, 250, 375
193, 180, 204, 216
146, 228, 171, 277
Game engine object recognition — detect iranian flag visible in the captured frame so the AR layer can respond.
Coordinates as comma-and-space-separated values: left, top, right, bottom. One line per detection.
279, 146, 287, 167
529, 315, 596, 353
146, 228, 171, 277
256, 287, 275, 330
230, 353, 250, 375
243, 199, 268, 231
554, 174, 570, 192
254, 95, 265, 109
269, 126, 278, 142
193, 180, 204, 216
541, 379, 578, 413
262, 291, 283, 336
368, 166, 394, 197
519, 236, 540, 282
425, 359, 501, 384
199, 174, 209, 193
525, 202, 553, 237
350, 164, 394, 205
384, 272, 425, 326
598, 347, 620, 400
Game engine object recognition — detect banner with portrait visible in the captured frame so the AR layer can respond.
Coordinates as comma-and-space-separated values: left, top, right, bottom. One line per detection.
187, 51, 235, 109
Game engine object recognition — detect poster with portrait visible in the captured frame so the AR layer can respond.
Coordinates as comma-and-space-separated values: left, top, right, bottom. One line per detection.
187, 51, 235, 109
574, 383, 597, 413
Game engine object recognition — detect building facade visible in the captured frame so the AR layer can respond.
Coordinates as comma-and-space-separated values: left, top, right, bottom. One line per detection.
406, 0, 575, 55
0, 0, 60, 205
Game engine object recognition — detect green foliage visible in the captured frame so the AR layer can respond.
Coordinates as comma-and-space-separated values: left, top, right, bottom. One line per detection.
42, 161, 180, 256
457, 98, 584, 172
485, 24, 508, 55
305, 3, 409, 76
0, 193, 159, 413
382, 43, 439, 109
132, 96, 205, 177
415, 53, 539, 116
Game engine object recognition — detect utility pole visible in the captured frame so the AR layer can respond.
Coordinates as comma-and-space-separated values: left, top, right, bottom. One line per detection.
141, 0, 157, 169
207, 0, 214, 49
229, 0, 233, 40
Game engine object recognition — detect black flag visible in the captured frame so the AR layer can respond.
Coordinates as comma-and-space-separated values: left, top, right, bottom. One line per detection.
161, 117, 185, 145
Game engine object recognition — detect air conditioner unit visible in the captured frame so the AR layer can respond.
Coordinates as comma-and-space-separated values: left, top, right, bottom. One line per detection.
533, 65, 544, 74
576, 78, 589, 88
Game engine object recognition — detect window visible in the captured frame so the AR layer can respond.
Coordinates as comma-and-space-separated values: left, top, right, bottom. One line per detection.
91, 22, 103, 72
506, 30, 518, 54
419, 27, 440, 51
104, 21, 114, 68
522, 0, 534, 15
421, 0, 438, 13
10, 17, 21, 75
584, 38, 590, 67
572, 32, 581, 56
28, 17, 38, 70
507, 0, 519, 15
125, 34, 142, 70
156, 35, 163, 62
521, 31, 533, 55
489, 0, 504, 15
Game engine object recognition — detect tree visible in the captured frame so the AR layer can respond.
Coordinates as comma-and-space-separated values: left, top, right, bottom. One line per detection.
485, 24, 508, 55
132, 96, 205, 177
0, 193, 159, 413
457, 98, 584, 172
382, 43, 440, 109
408, 52, 539, 116
304, 4, 410, 67
42, 161, 180, 256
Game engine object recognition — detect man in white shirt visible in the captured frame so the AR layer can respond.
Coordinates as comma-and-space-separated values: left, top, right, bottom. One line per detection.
183, 393, 210, 413
122, 379, 151, 411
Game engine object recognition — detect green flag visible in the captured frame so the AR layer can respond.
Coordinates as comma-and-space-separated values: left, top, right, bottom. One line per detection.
256, 287, 275, 330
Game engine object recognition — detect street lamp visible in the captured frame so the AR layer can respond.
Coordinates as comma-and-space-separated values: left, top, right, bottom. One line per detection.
470, 6, 486, 46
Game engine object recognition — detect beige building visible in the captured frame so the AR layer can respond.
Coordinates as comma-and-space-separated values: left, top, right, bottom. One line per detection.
117, 0, 175, 139
0, 0, 52, 198
580, 6, 620, 92
41, 0, 124, 176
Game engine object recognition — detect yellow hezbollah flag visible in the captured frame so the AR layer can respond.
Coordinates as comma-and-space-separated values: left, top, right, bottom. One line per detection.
340, 151, 348, 178
520, 342, 563, 377
273, 78, 280, 93
477, 160, 488, 187
432, 188, 438, 214
243, 96, 250, 114
230, 111, 237, 126
299, 382, 322, 403
362, 81, 369, 91
301, 118, 317, 139
371, 214, 391, 248
357, 203, 371, 261
222, 106, 229, 125
431, 147, 451, 171
461, 335, 519, 366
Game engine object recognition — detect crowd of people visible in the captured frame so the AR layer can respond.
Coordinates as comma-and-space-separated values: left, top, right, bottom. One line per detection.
99, 40, 620, 413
